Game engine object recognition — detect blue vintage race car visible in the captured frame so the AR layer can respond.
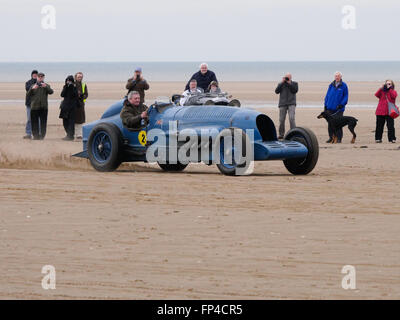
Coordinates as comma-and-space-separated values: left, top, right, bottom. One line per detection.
73, 98, 319, 176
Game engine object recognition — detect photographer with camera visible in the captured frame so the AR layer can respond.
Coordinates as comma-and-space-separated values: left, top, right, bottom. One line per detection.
59, 75, 80, 141
26, 72, 54, 140
125, 67, 150, 104
275, 73, 298, 139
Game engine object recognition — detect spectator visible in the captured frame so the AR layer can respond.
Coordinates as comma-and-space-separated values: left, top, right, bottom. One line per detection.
59, 75, 80, 141
23, 70, 38, 139
208, 81, 222, 94
323, 71, 349, 143
74, 72, 88, 140
185, 63, 218, 92
375, 80, 397, 143
275, 73, 298, 139
120, 91, 148, 130
26, 72, 54, 140
180, 79, 203, 106
126, 67, 149, 104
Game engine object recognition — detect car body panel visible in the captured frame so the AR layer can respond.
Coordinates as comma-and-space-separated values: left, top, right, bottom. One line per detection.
74, 99, 308, 163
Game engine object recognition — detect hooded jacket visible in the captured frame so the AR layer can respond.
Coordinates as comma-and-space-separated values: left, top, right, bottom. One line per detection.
324, 80, 349, 113
59, 82, 80, 119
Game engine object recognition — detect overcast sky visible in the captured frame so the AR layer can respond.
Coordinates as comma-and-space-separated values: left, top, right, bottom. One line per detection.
0, 0, 399, 62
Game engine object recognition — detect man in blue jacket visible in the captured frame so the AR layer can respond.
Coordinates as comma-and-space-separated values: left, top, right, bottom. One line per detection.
185, 63, 218, 92
324, 71, 349, 143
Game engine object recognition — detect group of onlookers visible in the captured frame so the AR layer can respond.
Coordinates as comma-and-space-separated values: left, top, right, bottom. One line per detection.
23, 64, 398, 143
275, 71, 397, 143
59, 73, 88, 140
24, 70, 88, 140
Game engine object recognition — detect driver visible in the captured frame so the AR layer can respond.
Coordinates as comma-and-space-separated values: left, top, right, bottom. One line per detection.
180, 79, 203, 106
120, 91, 148, 129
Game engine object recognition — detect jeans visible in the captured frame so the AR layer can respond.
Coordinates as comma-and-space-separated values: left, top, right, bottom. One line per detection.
279, 105, 296, 137
375, 115, 396, 141
25, 105, 32, 135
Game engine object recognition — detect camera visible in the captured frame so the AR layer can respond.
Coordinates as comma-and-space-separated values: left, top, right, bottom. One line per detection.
285, 77, 290, 81
36, 81, 43, 87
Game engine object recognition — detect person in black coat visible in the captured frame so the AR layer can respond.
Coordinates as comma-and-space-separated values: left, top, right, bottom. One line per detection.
23, 70, 38, 139
184, 63, 218, 92
59, 75, 79, 141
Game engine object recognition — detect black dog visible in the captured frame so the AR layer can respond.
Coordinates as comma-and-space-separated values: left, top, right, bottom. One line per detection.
317, 111, 358, 144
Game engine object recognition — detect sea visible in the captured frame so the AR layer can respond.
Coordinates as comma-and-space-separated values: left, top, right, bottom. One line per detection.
1, 61, 400, 82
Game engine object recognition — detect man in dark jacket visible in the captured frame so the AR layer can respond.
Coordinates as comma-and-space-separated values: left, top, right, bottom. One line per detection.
24, 70, 38, 139
126, 67, 150, 104
120, 91, 148, 130
26, 72, 54, 140
324, 71, 349, 143
185, 63, 218, 92
275, 73, 298, 139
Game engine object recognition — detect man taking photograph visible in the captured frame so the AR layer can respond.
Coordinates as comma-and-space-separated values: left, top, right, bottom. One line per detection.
275, 73, 298, 139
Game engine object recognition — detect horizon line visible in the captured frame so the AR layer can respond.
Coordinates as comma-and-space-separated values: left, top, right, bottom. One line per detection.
1, 60, 400, 63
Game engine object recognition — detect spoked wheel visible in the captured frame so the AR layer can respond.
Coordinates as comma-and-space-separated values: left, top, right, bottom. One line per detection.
87, 123, 122, 172
228, 99, 241, 107
204, 100, 214, 105
283, 127, 319, 175
158, 162, 188, 172
215, 127, 252, 176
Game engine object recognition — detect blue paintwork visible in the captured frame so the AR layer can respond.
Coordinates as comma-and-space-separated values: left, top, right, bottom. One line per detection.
77, 99, 308, 163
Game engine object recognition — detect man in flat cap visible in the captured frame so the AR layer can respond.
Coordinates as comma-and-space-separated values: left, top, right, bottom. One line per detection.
125, 67, 150, 104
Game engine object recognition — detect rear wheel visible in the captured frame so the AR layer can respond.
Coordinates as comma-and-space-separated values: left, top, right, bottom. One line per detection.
283, 127, 319, 175
158, 162, 188, 172
228, 99, 241, 107
87, 123, 122, 172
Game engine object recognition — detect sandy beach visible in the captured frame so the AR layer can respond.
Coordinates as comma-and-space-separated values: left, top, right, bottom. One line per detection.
1, 82, 399, 299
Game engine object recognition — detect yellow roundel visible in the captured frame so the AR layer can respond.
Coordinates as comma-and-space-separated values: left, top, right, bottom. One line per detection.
138, 130, 147, 146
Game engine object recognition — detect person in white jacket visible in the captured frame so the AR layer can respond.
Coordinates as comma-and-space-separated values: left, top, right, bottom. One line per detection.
180, 79, 203, 106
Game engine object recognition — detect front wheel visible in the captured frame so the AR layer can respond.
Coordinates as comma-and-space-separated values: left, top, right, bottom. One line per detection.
283, 127, 319, 175
87, 123, 122, 172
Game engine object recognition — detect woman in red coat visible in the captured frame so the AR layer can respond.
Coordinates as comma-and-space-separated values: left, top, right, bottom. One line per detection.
375, 80, 397, 143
